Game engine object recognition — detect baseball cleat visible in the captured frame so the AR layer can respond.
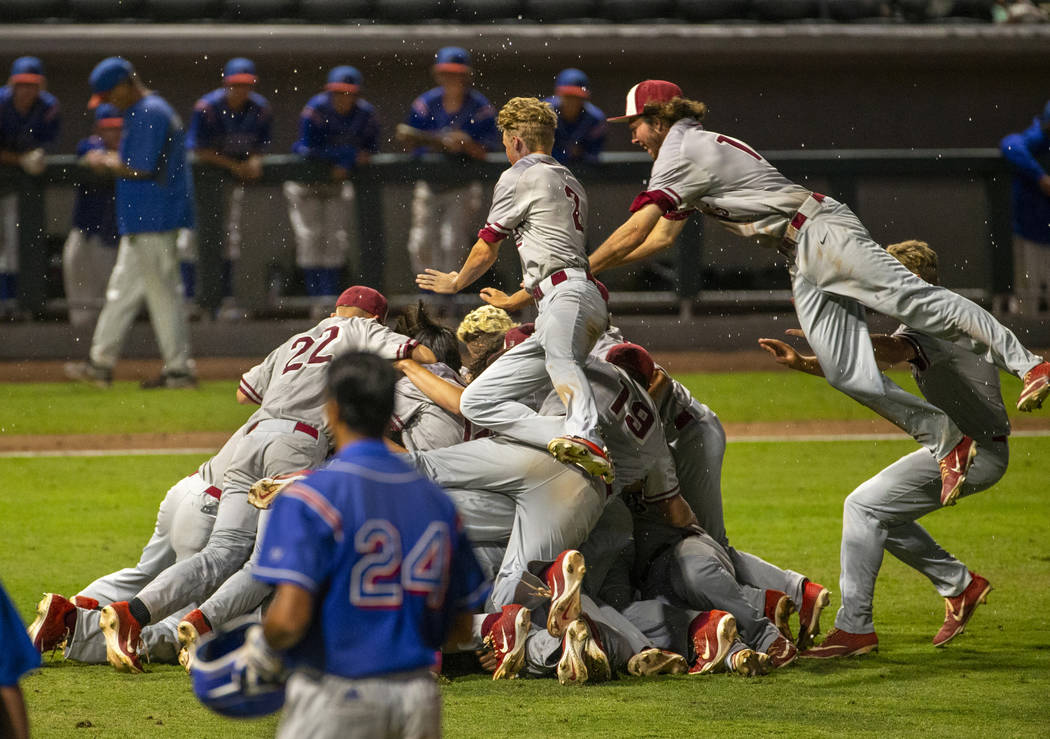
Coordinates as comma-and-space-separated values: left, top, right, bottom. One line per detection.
728, 648, 768, 677
686, 610, 737, 675
764, 589, 796, 642
545, 549, 586, 638
801, 628, 878, 659
140, 371, 198, 390
177, 609, 212, 672
765, 635, 799, 668
938, 436, 977, 507
797, 580, 831, 649
99, 602, 144, 673
627, 648, 689, 677
1017, 361, 1050, 412
27, 593, 76, 653
933, 571, 992, 647
482, 605, 531, 680
73, 595, 100, 611
547, 436, 614, 483
556, 616, 611, 686
63, 360, 112, 389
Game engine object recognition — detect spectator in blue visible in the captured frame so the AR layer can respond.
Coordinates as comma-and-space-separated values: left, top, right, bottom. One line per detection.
544, 68, 606, 165
284, 65, 380, 317
179, 57, 273, 319
0, 580, 39, 739
396, 46, 501, 276
64, 57, 197, 390
62, 103, 122, 329
0, 56, 61, 318
1001, 101, 1050, 316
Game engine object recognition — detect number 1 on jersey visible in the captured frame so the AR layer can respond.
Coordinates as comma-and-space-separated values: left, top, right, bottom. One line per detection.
565, 186, 584, 232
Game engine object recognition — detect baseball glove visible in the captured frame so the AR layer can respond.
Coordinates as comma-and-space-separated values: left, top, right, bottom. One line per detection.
247, 471, 309, 510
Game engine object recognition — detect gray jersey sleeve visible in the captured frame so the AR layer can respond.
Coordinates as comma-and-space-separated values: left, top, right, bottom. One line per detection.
392, 363, 468, 452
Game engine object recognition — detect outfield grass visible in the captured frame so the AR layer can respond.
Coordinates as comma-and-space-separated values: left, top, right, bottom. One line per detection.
3, 437, 1048, 737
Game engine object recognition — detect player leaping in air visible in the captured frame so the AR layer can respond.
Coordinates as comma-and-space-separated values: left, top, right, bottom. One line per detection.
583, 79, 1050, 507
416, 96, 613, 482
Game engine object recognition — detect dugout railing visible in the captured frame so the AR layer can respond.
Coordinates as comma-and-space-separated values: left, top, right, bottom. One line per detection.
0, 148, 1013, 319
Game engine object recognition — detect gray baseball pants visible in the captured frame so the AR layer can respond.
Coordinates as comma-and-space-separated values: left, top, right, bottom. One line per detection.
792, 197, 1042, 459
278, 667, 440, 739
459, 279, 608, 448
835, 437, 1008, 634
197, 508, 274, 630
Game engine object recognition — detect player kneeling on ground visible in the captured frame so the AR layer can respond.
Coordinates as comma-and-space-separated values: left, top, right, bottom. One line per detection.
194, 352, 490, 737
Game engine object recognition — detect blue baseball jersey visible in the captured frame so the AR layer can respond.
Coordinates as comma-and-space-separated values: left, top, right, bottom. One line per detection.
254, 438, 490, 680
117, 93, 194, 234
1000, 116, 1050, 244
0, 580, 40, 686
0, 86, 60, 153
292, 92, 380, 170
404, 87, 501, 156
72, 136, 118, 246
186, 88, 272, 160
543, 95, 606, 165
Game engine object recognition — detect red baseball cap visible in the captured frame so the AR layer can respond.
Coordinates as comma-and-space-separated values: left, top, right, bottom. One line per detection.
503, 322, 536, 350
336, 286, 388, 322
607, 80, 683, 122
605, 342, 655, 385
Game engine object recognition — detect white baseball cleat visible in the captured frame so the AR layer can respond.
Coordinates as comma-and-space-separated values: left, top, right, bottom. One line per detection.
557, 616, 611, 686
99, 602, 144, 673
627, 648, 689, 677
545, 549, 586, 638
177, 609, 212, 673
547, 436, 614, 483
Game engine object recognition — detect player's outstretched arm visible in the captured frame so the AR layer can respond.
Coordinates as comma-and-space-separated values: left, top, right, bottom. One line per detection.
616, 216, 688, 268
409, 344, 438, 364
479, 286, 533, 312
416, 238, 501, 294
395, 359, 464, 415
758, 330, 824, 376
589, 203, 665, 274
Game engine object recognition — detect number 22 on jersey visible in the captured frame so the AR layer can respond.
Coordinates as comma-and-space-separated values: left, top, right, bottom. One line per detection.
282, 325, 341, 375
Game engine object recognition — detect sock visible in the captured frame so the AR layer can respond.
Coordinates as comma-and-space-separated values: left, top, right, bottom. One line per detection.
302, 268, 321, 296
128, 597, 151, 628
319, 267, 340, 297
0, 273, 16, 301
221, 260, 234, 298
180, 262, 197, 299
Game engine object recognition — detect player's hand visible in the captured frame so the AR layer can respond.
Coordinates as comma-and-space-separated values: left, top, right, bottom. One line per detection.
479, 287, 511, 308
757, 337, 802, 367
18, 148, 46, 176
81, 149, 110, 174
416, 269, 459, 294
237, 156, 263, 182
234, 624, 286, 693
440, 131, 470, 152
476, 649, 499, 673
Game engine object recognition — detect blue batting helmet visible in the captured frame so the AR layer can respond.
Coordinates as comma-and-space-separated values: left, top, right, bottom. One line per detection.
555, 68, 590, 98
190, 617, 286, 719
434, 46, 471, 73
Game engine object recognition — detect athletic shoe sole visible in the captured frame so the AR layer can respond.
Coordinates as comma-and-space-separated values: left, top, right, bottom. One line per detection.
99, 605, 142, 674
689, 613, 737, 675
491, 607, 531, 680
557, 619, 611, 685
627, 648, 689, 677
27, 593, 68, 653
547, 437, 614, 482
546, 550, 585, 638
1017, 366, 1050, 412
941, 441, 978, 507
799, 587, 831, 649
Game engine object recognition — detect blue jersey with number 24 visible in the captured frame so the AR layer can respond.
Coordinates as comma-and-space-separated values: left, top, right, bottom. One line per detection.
254, 438, 489, 680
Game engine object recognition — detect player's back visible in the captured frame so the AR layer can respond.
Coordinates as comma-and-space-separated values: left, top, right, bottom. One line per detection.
281, 441, 474, 679
393, 362, 470, 451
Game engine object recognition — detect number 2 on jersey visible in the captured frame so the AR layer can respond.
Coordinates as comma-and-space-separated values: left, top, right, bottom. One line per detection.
565, 185, 584, 232
282, 325, 341, 374
350, 519, 451, 609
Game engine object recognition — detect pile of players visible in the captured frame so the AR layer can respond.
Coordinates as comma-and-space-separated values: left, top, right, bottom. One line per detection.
27, 81, 1050, 689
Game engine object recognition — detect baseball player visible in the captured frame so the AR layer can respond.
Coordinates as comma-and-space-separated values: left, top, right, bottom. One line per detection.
244, 351, 489, 739
543, 68, 607, 165
455, 304, 518, 381
0, 56, 60, 318
416, 96, 612, 480
397, 46, 501, 277
63, 57, 196, 390
1, 580, 39, 739
95, 286, 435, 673
760, 240, 1006, 658
62, 103, 121, 329
285, 65, 379, 317
179, 57, 273, 318
585, 79, 1050, 507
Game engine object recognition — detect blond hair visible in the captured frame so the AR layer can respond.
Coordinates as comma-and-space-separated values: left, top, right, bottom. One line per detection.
456, 304, 518, 343
641, 96, 708, 127
886, 239, 939, 284
497, 97, 557, 152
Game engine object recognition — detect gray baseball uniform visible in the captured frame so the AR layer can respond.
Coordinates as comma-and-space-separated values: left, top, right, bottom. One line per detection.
460, 153, 608, 449
131, 316, 418, 623
641, 119, 1043, 459
392, 362, 470, 452
835, 326, 1011, 635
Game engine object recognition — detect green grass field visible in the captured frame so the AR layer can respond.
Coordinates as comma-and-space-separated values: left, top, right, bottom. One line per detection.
2, 373, 1048, 737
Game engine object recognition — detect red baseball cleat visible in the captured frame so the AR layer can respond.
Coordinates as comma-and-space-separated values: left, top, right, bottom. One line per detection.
627, 648, 689, 677
939, 436, 977, 506
545, 549, 586, 638
26, 593, 76, 653
547, 436, 614, 483
764, 589, 796, 642
482, 605, 531, 680
1017, 361, 1050, 412
99, 602, 144, 673
933, 572, 992, 647
687, 610, 737, 675
177, 608, 213, 672
797, 580, 831, 649
765, 635, 799, 668
557, 615, 611, 686
73, 595, 100, 611
801, 628, 878, 658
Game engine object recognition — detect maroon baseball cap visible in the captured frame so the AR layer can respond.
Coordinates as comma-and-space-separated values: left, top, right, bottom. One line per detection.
503, 322, 536, 350
605, 342, 655, 385
607, 80, 683, 122
336, 286, 388, 322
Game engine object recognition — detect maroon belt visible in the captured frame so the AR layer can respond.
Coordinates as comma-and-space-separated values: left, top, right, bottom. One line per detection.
531, 269, 607, 302
780, 192, 826, 258
204, 485, 221, 499
248, 420, 320, 440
